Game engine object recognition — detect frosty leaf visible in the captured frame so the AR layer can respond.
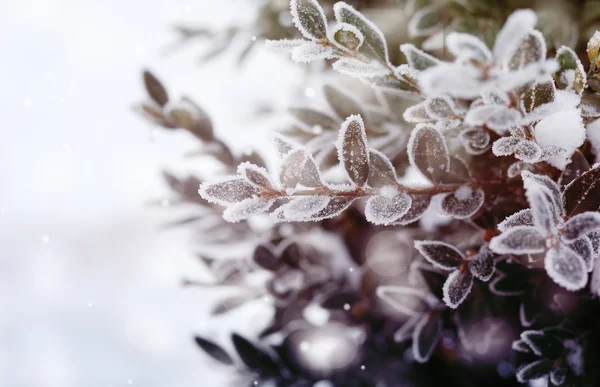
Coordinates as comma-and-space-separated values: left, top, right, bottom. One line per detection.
445, 32, 491, 63
408, 4, 443, 38
464, 104, 521, 133
579, 93, 600, 118
400, 44, 440, 71
403, 101, 432, 123
143, 70, 169, 107
324, 84, 363, 120
588, 31, 600, 70
367, 149, 397, 187
394, 313, 422, 343
522, 171, 563, 226
365, 192, 412, 225
337, 114, 370, 186
493, 9, 537, 64
505, 30, 546, 71
332, 58, 391, 78
516, 359, 554, 383
289, 108, 338, 132
468, 250, 495, 282
414, 240, 464, 270
237, 162, 272, 189
418, 63, 483, 99
436, 156, 471, 185
282, 196, 331, 220
223, 198, 274, 223
279, 149, 323, 189
291, 41, 334, 63
568, 236, 594, 272
590, 231, 600, 258
194, 336, 234, 366
550, 365, 567, 386
558, 150, 590, 191
412, 313, 442, 363
199, 178, 258, 206
562, 165, 600, 216
489, 226, 546, 255
522, 78, 555, 113
442, 269, 473, 309
491, 136, 520, 157
498, 209, 534, 232
520, 330, 565, 358
253, 244, 280, 271
460, 127, 490, 155
438, 187, 484, 219
394, 195, 431, 225
290, 0, 328, 41
561, 212, 600, 242
512, 339, 532, 353
534, 108, 585, 170
272, 133, 298, 158
265, 39, 306, 52
330, 22, 364, 51
333, 2, 389, 64
544, 247, 588, 291
514, 140, 543, 163
556, 46, 586, 94
407, 124, 450, 183
376, 286, 432, 315
306, 196, 355, 221
425, 96, 462, 120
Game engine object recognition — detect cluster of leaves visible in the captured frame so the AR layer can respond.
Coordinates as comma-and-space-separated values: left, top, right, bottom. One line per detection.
137, 1, 600, 386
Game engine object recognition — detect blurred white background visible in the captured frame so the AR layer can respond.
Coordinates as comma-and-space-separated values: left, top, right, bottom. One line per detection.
0, 1, 303, 385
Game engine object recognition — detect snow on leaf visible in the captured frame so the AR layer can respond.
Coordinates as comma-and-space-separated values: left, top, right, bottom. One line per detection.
460, 127, 490, 155
558, 150, 590, 190
333, 2, 390, 64
442, 269, 473, 308
425, 96, 462, 120
367, 149, 397, 187
412, 313, 442, 363
280, 149, 308, 189
290, 0, 328, 41
337, 114, 370, 187
376, 286, 432, 315
522, 171, 563, 226
324, 84, 363, 120
407, 4, 443, 38
419, 62, 483, 98
394, 195, 431, 226
468, 250, 495, 282
282, 196, 331, 220
223, 198, 274, 223
567, 236, 594, 272
291, 41, 334, 63
544, 246, 588, 291
493, 9, 537, 64
514, 140, 543, 163
332, 57, 391, 78
414, 240, 464, 270
400, 44, 441, 71
522, 78, 555, 113
407, 124, 450, 183
306, 196, 356, 221
534, 108, 585, 170
330, 22, 364, 51
464, 104, 521, 133
516, 359, 554, 383
199, 178, 258, 206
489, 225, 546, 255
556, 46, 586, 94
237, 162, 272, 188
492, 136, 520, 157
403, 101, 432, 123
505, 30, 546, 71
561, 212, 600, 242
365, 192, 412, 225
562, 164, 600, 216
498, 209, 534, 232
437, 187, 484, 219
445, 32, 491, 63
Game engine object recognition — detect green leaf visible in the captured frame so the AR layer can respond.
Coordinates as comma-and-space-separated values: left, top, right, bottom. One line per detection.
556, 46, 586, 95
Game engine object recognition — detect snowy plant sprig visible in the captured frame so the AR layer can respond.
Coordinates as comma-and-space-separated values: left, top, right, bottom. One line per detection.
199, 114, 502, 224
489, 169, 600, 291
267, 0, 418, 92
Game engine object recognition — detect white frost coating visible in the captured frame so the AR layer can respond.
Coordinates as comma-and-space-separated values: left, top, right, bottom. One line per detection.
329, 22, 364, 51
561, 212, 600, 242
199, 178, 257, 206
223, 198, 274, 223
468, 251, 495, 282
568, 237, 594, 272
511, 339, 531, 353
534, 108, 585, 170
498, 209, 534, 232
376, 286, 434, 315
406, 124, 450, 174
564, 339, 584, 376
442, 270, 473, 309
403, 101, 432, 123
437, 188, 484, 219
237, 162, 272, 188
414, 240, 464, 270
335, 114, 370, 187
492, 9, 537, 64
586, 118, 600, 160
400, 43, 441, 71
591, 257, 600, 298
265, 39, 306, 52
283, 196, 331, 220
291, 42, 335, 63
454, 185, 472, 201
519, 330, 545, 356
492, 136, 521, 157
515, 140, 543, 163
332, 58, 391, 78
418, 63, 483, 98
544, 247, 588, 291
365, 193, 412, 225
290, 0, 328, 41
464, 104, 521, 133
379, 185, 399, 199
271, 132, 299, 158
489, 225, 546, 255
519, 302, 537, 328
516, 360, 550, 383
445, 32, 492, 63
412, 313, 441, 363
520, 89, 580, 126
407, 4, 443, 37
